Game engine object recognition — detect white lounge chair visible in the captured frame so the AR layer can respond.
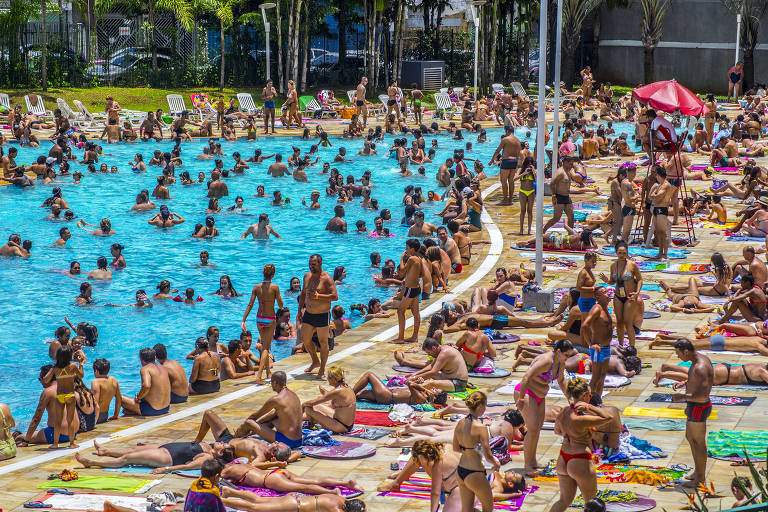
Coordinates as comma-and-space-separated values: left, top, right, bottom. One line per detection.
491, 83, 506, 97
25, 94, 52, 118
434, 93, 460, 120
510, 82, 530, 101
0, 93, 10, 113
346, 90, 357, 105
304, 98, 337, 119
72, 100, 106, 128
166, 94, 187, 116
236, 93, 260, 116
56, 98, 85, 127
439, 88, 449, 94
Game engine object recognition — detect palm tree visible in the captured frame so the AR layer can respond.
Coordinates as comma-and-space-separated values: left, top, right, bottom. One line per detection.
199, 0, 234, 91
96, 0, 193, 69
721, 0, 768, 91
639, 0, 671, 83
562, 0, 602, 87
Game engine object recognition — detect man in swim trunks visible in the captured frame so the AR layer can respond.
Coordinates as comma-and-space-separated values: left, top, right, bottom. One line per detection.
20, 365, 80, 446
671, 338, 713, 488
120, 347, 171, 417
387, 80, 400, 123
581, 286, 613, 402
235, 371, 303, 448
222, 487, 366, 512
649, 166, 674, 260
90, 358, 121, 424
411, 85, 424, 125
406, 337, 469, 392
262, 79, 277, 134
355, 76, 368, 127
444, 311, 562, 332
489, 126, 522, 204
732, 246, 768, 289
542, 156, 576, 233
154, 343, 189, 404
325, 205, 347, 233
394, 239, 424, 343
298, 254, 337, 379
437, 226, 462, 273
718, 272, 768, 323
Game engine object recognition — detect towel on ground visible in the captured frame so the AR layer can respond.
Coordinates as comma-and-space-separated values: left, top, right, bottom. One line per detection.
302, 428, 340, 447
707, 429, 768, 458
38, 476, 155, 493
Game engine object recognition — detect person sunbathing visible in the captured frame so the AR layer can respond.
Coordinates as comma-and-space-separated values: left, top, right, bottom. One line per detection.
659, 253, 732, 297
74, 439, 234, 473
222, 488, 366, 512
518, 226, 597, 252
444, 311, 562, 333
659, 281, 718, 314
650, 334, 768, 356
221, 462, 364, 495
351, 370, 447, 406
654, 362, 768, 387
454, 318, 497, 370
511, 344, 640, 377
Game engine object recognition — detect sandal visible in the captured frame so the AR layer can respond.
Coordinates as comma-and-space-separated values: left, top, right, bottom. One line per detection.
24, 501, 51, 509
49, 488, 73, 495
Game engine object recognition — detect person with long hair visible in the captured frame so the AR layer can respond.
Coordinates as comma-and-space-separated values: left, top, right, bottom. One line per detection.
660, 253, 732, 296
41, 345, 84, 448
515, 339, 574, 475
242, 264, 283, 384
302, 366, 356, 434
214, 275, 239, 298
453, 391, 500, 511
599, 241, 642, 347
549, 378, 613, 512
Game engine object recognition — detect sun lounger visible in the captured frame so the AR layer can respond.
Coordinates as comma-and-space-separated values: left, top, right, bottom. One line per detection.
510, 82, 529, 100
303, 97, 337, 119
491, 83, 505, 97
72, 100, 106, 128
346, 90, 357, 105
434, 92, 459, 120
56, 98, 88, 128
166, 94, 187, 116
236, 93, 261, 116
25, 94, 52, 118
0, 93, 10, 113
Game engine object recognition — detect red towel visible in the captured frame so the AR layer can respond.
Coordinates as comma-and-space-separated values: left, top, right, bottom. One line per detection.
354, 410, 404, 427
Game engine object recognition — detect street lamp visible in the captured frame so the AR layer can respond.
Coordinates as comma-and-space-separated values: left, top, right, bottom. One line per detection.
259, 2, 276, 81
467, 0, 485, 98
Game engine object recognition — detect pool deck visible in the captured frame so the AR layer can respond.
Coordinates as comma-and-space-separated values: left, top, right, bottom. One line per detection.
0, 111, 763, 511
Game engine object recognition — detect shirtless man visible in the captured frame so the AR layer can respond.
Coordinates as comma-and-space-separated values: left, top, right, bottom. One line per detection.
406, 338, 469, 392
120, 347, 171, 416
649, 165, 674, 260
436, 158, 454, 187
242, 264, 283, 383
732, 246, 768, 288
437, 226, 463, 273
262, 79, 277, 134
298, 254, 338, 379
447, 220, 471, 268
489, 126, 522, 204
207, 171, 229, 199
542, 156, 576, 232
407, 210, 437, 236
665, 150, 690, 225
394, 239, 424, 343
325, 205, 347, 233
236, 371, 303, 448
411, 86, 424, 125
268, 154, 291, 177
671, 338, 713, 488
154, 343, 188, 404
91, 358, 121, 424
21, 365, 80, 446
387, 81, 400, 123
242, 214, 282, 239
0, 234, 25, 257
222, 489, 365, 512
99, 118, 121, 143
718, 272, 767, 323
355, 76, 368, 126
581, 286, 613, 402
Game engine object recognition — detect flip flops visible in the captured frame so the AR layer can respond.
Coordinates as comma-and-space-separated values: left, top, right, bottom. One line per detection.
49, 488, 73, 495
23, 501, 51, 509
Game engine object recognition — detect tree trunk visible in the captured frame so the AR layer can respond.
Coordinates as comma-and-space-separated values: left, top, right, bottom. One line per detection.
743, 46, 755, 92
591, 10, 601, 76
219, 19, 225, 91
291, 0, 301, 83
337, 0, 347, 84
489, 0, 498, 84
41, 0, 47, 91
300, 0, 308, 91
373, 10, 382, 91
522, 8, 530, 87
398, 0, 405, 81
564, 46, 576, 89
643, 45, 654, 84
150, 4, 157, 70
276, 0, 284, 92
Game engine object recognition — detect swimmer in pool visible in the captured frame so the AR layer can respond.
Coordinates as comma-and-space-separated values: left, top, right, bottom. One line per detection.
87, 256, 112, 280
241, 213, 282, 239
148, 205, 185, 227
104, 289, 153, 308
77, 218, 115, 236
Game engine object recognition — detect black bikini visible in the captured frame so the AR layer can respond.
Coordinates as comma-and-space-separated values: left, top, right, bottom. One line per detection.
456, 416, 486, 480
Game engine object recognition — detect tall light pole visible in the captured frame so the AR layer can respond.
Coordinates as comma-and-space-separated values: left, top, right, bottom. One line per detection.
534, 0, 548, 283
735, 13, 742, 64
259, 2, 276, 81
468, 0, 485, 97
551, 0, 564, 197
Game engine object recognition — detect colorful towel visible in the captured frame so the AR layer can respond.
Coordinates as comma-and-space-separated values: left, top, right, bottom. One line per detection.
707, 429, 768, 458
378, 474, 537, 510
635, 261, 711, 273
38, 476, 154, 493
600, 246, 690, 259
355, 400, 391, 411
39, 493, 151, 512
238, 484, 360, 498
727, 236, 765, 242
354, 410, 405, 427
646, 392, 755, 406
622, 418, 687, 431
622, 406, 718, 420
302, 427, 340, 446
104, 466, 199, 477
536, 460, 687, 484
700, 221, 739, 229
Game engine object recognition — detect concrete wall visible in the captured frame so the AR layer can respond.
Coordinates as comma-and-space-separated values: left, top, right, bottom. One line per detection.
596, 0, 768, 92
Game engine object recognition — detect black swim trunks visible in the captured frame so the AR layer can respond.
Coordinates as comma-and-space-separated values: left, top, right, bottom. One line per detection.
500, 158, 518, 170
387, 99, 396, 106
685, 401, 712, 423
451, 379, 468, 392
356, 100, 364, 107
622, 206, 636, 216
555, 194, 572, 205
404, 286, 421, 299
216, 428, 234, 444
652, 206, 669, 216
668, 178, 681, 188
303, 310, 330, 328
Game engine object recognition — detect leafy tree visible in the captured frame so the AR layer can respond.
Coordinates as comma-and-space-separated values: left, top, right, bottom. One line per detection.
562, 0, 602, 87
721, 0, 768, 90
640, 0, 671, 83
198, 0, 234, 90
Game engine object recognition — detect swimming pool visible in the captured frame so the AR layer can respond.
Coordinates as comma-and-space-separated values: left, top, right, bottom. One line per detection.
0, 121, 640, 427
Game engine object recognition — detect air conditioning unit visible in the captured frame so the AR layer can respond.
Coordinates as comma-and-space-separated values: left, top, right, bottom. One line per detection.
401, 60, 445, 90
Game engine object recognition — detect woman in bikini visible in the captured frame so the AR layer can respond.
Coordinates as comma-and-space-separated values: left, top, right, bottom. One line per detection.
242, 264, 283, 384
659, 280, 718, 314
222, 462, 362, 495
378, 439, 462, 512
515, 339, 574, 475
351, 370, 447, 406
42, 345, 84, 448
549, 378, 613, 512
514, 157, 536, 235
194, 216, 219, 238
302, 366, 357, 434
520, 226, 597, 252
650, 334, 768, 356
452, 391, 500, 512
189, 338, 221, 395
662, 253, 732, 297
655, 361, 768, 387
547, 289, 584, 348
599, 241, 642, 347
213, 275, 239, 298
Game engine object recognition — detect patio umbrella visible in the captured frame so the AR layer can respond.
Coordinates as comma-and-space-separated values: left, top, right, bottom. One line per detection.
632, 79, 707, 116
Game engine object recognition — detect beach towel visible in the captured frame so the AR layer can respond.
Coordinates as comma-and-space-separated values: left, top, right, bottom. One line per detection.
600, 246, 690, 259
342, 426, 392, 440
646, 392, 755, 406
727, 235, 765, 242
302, 428, 340, 446
661, 263, 711, 274
622, 418, 687, 431
536, 460, 686, 484
623, 406, 718, 420
355, 400, 392, 411
468, 367, 511, 378
38, 476, 156, 493
238, 484, 361, 498
301, 440, 376, 459
544, 207, 590, 221
572, 490, 656, 512
37, 493, 153, 512
378, 474, 538, 510
354, 410, 405, 427
104, 466, 199, 477
707, 429, 768, 458
700, 221, 740, 229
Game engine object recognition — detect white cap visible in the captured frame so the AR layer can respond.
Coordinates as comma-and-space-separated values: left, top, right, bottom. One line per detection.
45, 157, 56, 165
462, 187, 473, 196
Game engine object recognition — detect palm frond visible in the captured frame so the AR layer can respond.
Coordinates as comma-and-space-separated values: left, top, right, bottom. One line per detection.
155, 0, 194, 30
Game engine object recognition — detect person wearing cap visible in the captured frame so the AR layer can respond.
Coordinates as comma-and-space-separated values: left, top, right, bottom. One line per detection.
148, 205, 185, 228
489, 126, 522, 204
542, 156, 577, 233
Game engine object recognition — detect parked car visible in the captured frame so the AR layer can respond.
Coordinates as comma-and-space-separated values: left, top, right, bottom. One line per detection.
87, 47, 173, 81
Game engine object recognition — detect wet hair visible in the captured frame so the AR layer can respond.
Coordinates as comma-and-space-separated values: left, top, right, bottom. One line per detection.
466, 317, 480, 330
40, 364, 54, 380
565, 377, 590, 400
227, 339, 241, 354
464, 390, 487, 411
93, 358, 110, 375
272, 370, 287, 387
503, 409, 524, 427
201, 458, 223, 480
55, 345, 73, 368
111, 243, 123, 254
743, 272, 756, 287
412, 440, 443, 462
139, 347, 156, 363
673, 338, 695, 352
153, 343, 168, 361
333, 266, 346, 281
624, 355, 642, 374
331, 305, 345, 319
97, 256, 108, 269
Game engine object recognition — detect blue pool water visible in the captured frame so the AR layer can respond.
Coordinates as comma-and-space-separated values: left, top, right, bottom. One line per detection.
0, 121, 638, 426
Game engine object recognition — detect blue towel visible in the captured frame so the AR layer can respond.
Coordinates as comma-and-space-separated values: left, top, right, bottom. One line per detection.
727, 236, 765, 242
302, 428, 340, 447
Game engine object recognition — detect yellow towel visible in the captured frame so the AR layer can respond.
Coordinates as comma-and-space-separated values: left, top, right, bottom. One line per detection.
623, 406, 718, 420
